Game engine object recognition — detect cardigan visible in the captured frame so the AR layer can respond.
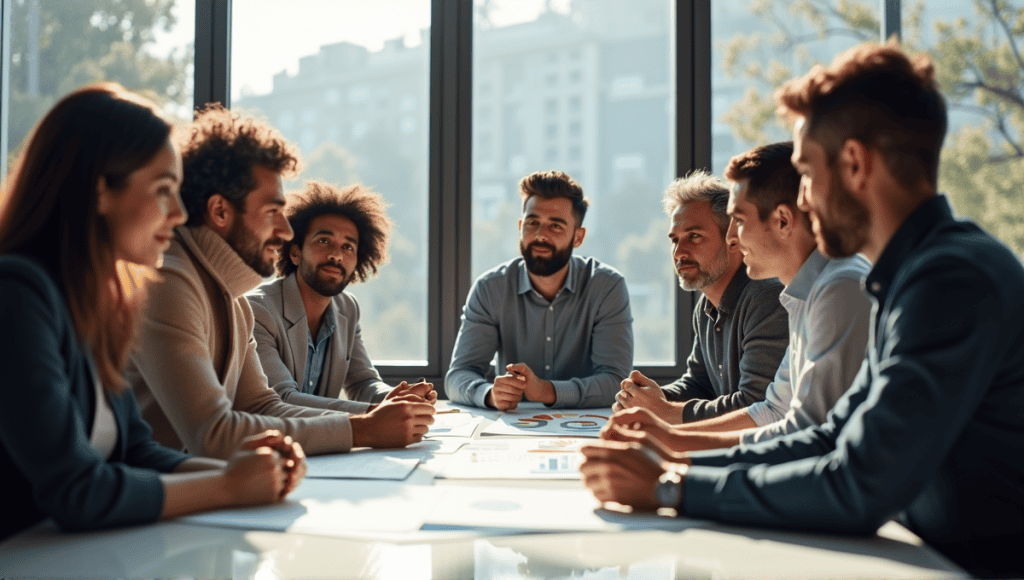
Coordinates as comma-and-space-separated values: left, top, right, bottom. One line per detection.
126, 225, 355, 459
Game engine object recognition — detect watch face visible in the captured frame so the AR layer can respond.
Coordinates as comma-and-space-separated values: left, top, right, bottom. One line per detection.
656, 477, 681, 508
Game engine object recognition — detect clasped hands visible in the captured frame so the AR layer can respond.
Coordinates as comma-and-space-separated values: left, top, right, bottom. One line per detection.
354, 379, 437, 448
225, 430, 307, 504
580, 372, 692, 511
486, 362, 556, 410
613, 370, 684, 424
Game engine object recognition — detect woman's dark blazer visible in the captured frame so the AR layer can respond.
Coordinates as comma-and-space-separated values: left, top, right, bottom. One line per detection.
0, 255, 190, 541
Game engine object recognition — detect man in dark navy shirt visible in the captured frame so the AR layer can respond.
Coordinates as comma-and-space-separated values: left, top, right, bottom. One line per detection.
581, 41, 1024, 578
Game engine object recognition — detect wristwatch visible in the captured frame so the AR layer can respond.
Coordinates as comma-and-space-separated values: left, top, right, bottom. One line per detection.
655, 465, 687, 509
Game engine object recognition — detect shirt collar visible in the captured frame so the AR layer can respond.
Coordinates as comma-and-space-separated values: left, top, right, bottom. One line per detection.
309, 305, 336, 343
864, 194, 953, 301
517, 255, 578, 296
782, 248, 829, 303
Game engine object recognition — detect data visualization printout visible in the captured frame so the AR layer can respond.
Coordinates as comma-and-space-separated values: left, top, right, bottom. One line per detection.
480, 410, 610, 438
438, 439, 586, 480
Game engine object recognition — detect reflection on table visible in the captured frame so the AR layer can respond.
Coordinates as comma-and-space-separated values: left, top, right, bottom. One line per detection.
0, 403, 966, 579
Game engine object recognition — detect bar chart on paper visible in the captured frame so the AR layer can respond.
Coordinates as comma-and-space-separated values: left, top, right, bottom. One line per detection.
438, 439, 586, 479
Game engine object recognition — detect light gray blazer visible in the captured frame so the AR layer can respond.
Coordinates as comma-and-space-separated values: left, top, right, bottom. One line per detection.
247, 274, 392, 414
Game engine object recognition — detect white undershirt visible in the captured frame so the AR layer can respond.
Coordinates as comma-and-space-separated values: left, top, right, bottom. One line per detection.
89, 368, 118, 460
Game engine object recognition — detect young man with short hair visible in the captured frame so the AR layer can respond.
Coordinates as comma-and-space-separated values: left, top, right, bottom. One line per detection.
127, 106, 434, 459
613, 171, 789, 423
446, 170, 633, 409
609, 142, 870, 452
581, 42, 1024, 578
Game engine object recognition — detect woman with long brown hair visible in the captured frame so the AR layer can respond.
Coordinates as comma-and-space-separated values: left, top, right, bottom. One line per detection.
0, 82, 306, 540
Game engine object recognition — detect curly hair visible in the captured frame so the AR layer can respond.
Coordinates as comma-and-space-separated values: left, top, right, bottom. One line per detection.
277, 181, 392, 283
775, 41, 947, 189
519, 170, 590, 226
661, 170, 730, 237
724, 141, 802, 222
177, 104, 301, 226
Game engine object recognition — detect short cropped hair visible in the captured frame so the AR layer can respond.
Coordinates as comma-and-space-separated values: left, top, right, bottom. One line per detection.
775, 41, 947, 189
724, 141, 802, 222
278, 181, 392, 283
661, 170, 731, 236
177, 104, 300, 226
519, 170, 590, 226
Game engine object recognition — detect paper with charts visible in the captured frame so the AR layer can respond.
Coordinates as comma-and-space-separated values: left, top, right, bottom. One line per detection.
438, 439, 586, 480
479, 409, 610, 438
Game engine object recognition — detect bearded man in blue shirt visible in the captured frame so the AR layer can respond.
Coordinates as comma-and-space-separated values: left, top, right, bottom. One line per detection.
581, 41, 1024, 578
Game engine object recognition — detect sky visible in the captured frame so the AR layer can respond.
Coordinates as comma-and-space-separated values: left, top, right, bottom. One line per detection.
151, 0, 572, 102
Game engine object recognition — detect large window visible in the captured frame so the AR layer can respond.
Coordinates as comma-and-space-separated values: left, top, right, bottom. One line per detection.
471, 0, 678, 365
1, 0, 194, 180
710, 0, 1024, 261
231, 0, 432, 365
6, 1, 1015, 387
919, 1, 1024, 260
710, 0, 878, 176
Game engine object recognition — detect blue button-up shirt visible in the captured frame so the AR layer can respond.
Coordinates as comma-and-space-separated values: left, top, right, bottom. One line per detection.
301, 307, 336, 396
445, 255, 633, 408
742, 250, 871, 443
682, 195, 1024, 577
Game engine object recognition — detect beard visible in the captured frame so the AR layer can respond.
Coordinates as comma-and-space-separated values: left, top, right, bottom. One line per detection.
226, 217, 282, 278
520, 239, 573, 277
676, 242, 730, 291
811, 171, 871, 258
300, 260, 351, 297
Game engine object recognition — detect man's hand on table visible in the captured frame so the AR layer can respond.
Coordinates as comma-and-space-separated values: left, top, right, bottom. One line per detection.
613, 370, 684, 424
580, 440, 668, 510
350, 396, 436, 448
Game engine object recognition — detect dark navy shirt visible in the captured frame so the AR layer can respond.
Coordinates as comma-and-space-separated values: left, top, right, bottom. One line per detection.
682, 196, 1024, 577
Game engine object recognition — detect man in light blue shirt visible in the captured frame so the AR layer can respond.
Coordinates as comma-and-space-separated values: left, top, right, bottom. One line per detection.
613, 142, 870, 451
445, 170, 633, 409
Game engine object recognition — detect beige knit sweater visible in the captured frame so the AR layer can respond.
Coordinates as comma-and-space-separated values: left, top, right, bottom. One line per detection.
126, 225, 354, 459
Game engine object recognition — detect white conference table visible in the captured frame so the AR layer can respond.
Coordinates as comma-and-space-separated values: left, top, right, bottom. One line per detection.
0, 402, 967, 579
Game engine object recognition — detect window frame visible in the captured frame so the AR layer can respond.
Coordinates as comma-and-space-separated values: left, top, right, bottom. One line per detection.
2, 0, 895, 392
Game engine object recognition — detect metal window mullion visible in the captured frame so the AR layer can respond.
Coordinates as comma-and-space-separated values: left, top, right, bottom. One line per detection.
881, 0, 901, 42
194, 0, 231, 112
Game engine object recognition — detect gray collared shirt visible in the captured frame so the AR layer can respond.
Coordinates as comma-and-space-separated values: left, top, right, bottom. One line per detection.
742, 249, 871, 443
302, 307, 336, 396
445, 255, 633, 408
662, 268, 789, 421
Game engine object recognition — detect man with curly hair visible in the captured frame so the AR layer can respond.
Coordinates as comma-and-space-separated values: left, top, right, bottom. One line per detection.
580, 41, 1024, 578
246, 181, 437, 423
127, 105, 434, 459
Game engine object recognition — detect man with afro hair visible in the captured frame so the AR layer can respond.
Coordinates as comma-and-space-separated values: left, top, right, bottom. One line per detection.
247, 181, 437, 429
127, 105, 434, 459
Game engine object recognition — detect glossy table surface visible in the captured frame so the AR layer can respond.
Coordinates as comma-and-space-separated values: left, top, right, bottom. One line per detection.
0, 403, 967, 579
